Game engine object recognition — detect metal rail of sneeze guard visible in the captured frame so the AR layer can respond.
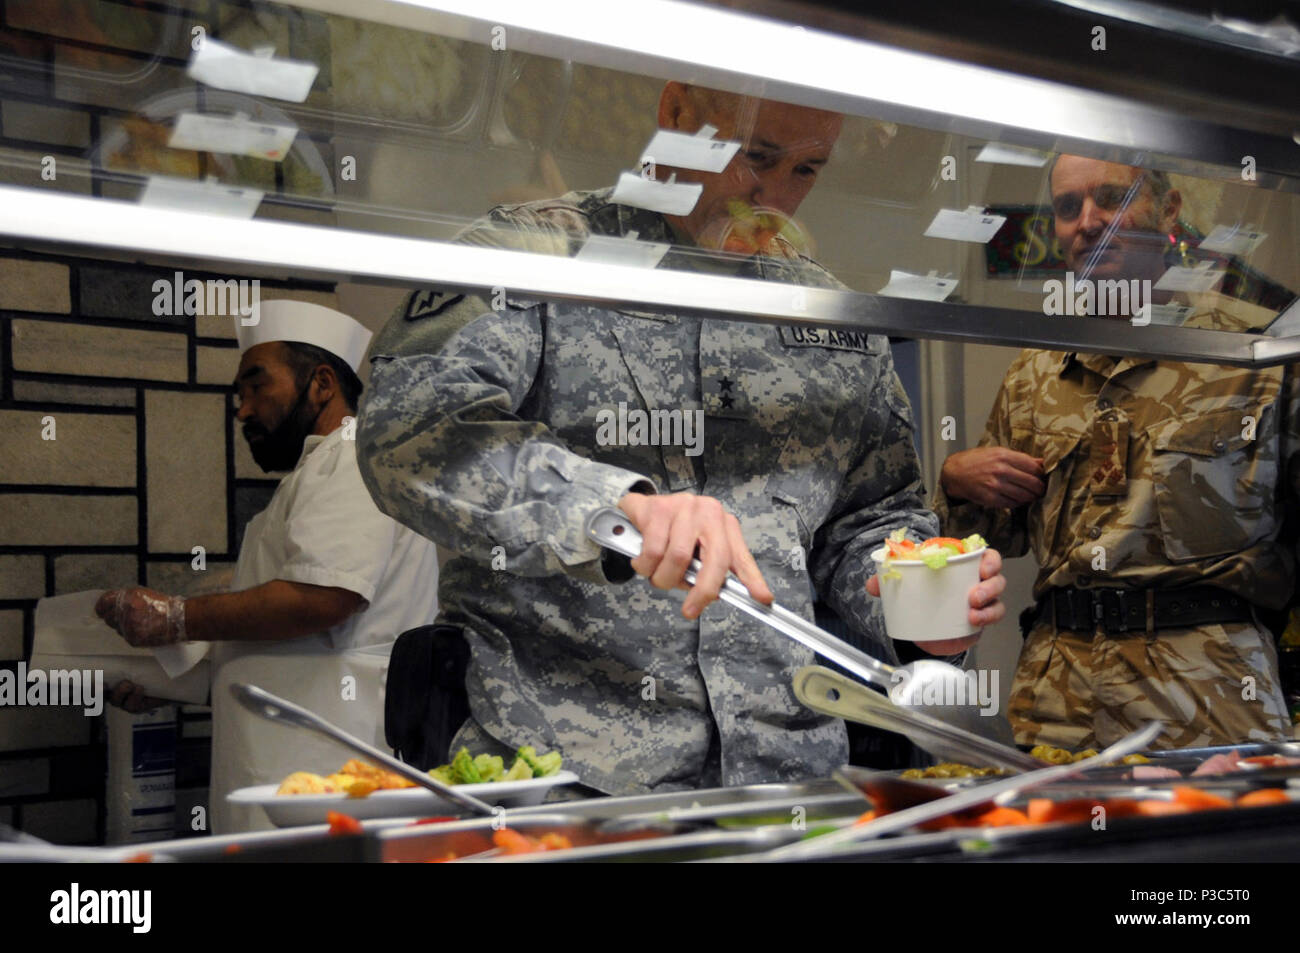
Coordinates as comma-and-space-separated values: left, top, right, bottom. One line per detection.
3, 185, 1299, 368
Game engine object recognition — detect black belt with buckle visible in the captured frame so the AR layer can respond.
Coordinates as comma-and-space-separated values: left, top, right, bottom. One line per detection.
1032, 586, 1252, 635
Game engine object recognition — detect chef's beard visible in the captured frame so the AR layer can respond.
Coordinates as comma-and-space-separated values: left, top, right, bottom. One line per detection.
243, 383, 321, 473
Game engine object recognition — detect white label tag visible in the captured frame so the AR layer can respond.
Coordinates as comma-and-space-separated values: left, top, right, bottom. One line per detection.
923, 206, 1007, 243
168, 112, 298, 161
877, 269, 958, 301
1146, 303, 1195, 326
1198, 224, 1268, 257
973, 143, 1049, 167
187, 36, 319, 103
139, 176, 264, 218
1154, 261, 1226, 294
640, 128, 741, 174
575, 231, 670, 269
610, 171, 702, 216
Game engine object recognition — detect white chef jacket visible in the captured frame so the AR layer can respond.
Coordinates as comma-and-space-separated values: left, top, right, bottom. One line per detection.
209, 425, 439, 833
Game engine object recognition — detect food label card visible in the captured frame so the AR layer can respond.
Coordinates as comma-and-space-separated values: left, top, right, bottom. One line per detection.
1154, 260, 1226, 294
1198, 224, 1268, 257
575, 230, 670, 269
188, 36, 319, 103
169, 111, 298, 161
924, 206, 1007, 244
878, 269, 958, 301
640, 128, 741, 174
610, 171, 702, 216
139, 175, 264, 218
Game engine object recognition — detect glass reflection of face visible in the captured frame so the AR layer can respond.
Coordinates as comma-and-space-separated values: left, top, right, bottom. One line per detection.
656, 83, 842, 251
1049, 155, 1180, 283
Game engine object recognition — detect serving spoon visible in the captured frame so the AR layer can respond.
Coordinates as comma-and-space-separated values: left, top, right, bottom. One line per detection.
230, 683, 496, 817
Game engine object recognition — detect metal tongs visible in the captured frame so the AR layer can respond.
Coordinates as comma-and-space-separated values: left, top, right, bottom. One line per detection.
231, 683, 496, 817
585, 508, 1040, 772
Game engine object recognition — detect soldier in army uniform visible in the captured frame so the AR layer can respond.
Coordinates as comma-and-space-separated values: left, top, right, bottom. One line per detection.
355, 83, 1007, 795
935, 154, 1295, 750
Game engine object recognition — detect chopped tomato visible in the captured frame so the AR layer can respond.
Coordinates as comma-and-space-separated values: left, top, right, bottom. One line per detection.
222, 844, 243, 854
410, 816, 458, 825
124, 852, 153, 863
1236, 788, 1291, 807
1240, 755, 1300, 768
920, 537, 966, 553
326, 810, 364, 836
886, 539, 917, 558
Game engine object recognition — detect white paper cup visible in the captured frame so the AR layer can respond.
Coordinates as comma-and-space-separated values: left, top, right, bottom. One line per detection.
870, 546, 985, 642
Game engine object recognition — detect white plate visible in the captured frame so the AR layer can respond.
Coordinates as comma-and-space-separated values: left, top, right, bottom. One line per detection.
229, 772, 581, 827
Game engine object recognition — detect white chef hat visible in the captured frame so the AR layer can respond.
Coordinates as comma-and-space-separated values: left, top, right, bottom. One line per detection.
234, 300, 372, 373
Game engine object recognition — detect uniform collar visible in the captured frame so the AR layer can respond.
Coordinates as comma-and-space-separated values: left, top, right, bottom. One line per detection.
293, 426, 339, 470
1059, 351, 1156, 379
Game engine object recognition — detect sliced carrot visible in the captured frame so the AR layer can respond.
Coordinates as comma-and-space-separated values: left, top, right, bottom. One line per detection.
1171, 786, 1234, 811
326, 810, 363, 835
492, 828, 539, 854
1136, 799, 1193, 816
1026, 798, 1100, 824
1026, 798, 1054, 824
1237, 788, 1291, 807
853, 809, 877, 826
1100, 798, 1142, 819
537, 832, 574, 851
973, 806, 1031, 827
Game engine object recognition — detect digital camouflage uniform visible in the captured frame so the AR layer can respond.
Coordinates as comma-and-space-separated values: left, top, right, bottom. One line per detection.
356, 188, 939, 795
936, 295, 1295, 749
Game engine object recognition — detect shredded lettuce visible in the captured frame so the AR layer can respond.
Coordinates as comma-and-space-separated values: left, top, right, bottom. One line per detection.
879, 533, 985, 575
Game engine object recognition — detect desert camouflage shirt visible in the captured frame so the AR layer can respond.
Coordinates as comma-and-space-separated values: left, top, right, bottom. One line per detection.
356, 188, 939, 794
935, 295, 1300, 610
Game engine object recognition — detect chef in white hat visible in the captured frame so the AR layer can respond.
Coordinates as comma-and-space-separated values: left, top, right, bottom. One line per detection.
96, 299, 439, 833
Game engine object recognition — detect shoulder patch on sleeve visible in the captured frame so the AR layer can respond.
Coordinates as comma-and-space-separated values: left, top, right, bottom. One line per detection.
405, 289, 466, 322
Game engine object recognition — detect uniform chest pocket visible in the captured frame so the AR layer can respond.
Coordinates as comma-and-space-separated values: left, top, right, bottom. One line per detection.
1147, 408, 1278, 562
1010, 425, 1084, 558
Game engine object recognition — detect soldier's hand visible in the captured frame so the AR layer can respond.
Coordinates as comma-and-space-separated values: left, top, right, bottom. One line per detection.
867, 547, 1006, 655
618, 491, 772, 619
95, 587, 187, 647
940, 447, 1045, 508
107, 680, 167, 714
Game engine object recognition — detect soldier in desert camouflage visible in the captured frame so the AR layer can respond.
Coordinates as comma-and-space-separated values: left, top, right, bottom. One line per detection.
355, 83, 1008, 795
935, 154, 1294, 749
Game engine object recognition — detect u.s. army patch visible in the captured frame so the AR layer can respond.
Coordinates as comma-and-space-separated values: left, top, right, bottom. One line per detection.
778, 324, 877, 354
405, 289, 465, 321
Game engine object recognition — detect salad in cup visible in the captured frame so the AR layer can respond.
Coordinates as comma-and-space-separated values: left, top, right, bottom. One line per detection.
871, 530, 988, 642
